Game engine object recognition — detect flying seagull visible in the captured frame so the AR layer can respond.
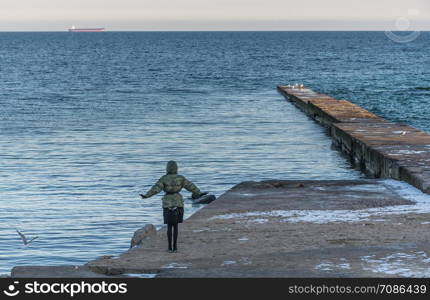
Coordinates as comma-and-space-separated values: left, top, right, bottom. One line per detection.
16, 230, 38, 245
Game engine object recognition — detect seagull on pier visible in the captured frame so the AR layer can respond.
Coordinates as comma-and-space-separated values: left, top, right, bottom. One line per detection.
16, 230, 38, 246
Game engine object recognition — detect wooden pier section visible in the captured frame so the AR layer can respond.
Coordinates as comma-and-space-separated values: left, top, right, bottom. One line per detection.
278, 85, 430, 194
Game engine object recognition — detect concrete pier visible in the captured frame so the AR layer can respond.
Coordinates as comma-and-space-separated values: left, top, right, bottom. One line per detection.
278, 85, 430, 194
12, 180, 430, 278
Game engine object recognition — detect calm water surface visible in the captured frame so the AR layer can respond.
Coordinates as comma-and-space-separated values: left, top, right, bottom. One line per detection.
1, 32, 429, 274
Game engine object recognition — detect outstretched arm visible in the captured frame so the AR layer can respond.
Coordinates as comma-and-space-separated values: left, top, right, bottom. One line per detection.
140, 178, 164, 199
183, 177, 205, 199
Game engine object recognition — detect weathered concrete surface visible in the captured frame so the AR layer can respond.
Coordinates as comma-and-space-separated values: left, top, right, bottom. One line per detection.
79, 180, 430, 278
11, 265, 111, 278
332, 123, 430, 193
277, 85, 430, 194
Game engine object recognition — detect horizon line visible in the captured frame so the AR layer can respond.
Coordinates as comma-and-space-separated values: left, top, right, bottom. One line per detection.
0, 30, 429, 32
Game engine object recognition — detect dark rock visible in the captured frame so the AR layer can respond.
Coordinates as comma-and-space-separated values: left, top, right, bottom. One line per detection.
130, 224, 157, 248
193, 194, 216, 204
98, 255, 114, 259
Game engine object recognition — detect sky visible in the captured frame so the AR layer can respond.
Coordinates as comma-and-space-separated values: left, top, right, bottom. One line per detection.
0, 0, 429, 31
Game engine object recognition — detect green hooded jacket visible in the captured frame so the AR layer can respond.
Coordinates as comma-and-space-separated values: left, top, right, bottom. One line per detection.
143, 161, 202, 208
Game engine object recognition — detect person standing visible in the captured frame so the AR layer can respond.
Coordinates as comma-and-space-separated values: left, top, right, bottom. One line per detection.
140, 161, 206, 253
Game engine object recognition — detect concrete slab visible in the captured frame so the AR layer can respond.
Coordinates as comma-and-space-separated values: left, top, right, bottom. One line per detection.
11, 265, 111, 278
79, 180, 430, 278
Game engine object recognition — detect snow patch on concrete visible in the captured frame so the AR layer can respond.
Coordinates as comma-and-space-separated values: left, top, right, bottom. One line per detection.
361, 251, 430, 277
247, 218, 269, 224
344, 184, 388, 192
161, 263, 191, 269
240, 193, 259, 197
210, 180, 430, 224
240, 257, 252, 265
124, 273, 157, 278
389, 150, 427, 155
315, 259, 351, 271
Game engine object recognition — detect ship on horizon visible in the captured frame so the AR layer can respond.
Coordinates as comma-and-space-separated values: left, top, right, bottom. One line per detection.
68, 26, 105, 32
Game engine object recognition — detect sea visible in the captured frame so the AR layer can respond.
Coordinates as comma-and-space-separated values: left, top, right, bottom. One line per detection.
0, 32, 429, 274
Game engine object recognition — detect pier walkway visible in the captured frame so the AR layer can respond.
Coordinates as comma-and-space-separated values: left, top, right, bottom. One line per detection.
278, 86, 430, 194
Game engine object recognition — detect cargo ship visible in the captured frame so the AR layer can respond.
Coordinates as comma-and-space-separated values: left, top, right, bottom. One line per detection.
68, 26, 105, 32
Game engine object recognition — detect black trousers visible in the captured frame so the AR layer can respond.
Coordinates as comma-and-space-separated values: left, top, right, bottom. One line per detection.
163, 207, 183, 250
167, 223, 178, 250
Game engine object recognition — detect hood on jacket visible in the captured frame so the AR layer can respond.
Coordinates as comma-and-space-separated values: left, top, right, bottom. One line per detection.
166, 161, 178, 174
